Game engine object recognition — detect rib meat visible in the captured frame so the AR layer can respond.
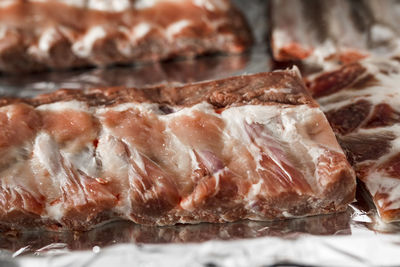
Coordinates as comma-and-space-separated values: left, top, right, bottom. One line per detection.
0, 70, 355, 231
307, 58, 400, 222
0, 0, 252, 73
269, 0, 400, 67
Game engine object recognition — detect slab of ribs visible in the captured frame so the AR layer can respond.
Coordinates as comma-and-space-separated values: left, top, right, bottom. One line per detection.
0, 70, 356, 231
0, 0, 252, 73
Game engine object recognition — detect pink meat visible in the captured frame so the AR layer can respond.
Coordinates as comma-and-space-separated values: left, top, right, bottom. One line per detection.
0, 0, 252, 73
0, 70, 355, 231
308, 58, 400, 222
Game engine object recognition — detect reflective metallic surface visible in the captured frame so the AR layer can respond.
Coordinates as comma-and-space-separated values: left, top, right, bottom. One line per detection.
2, 1, 400, 266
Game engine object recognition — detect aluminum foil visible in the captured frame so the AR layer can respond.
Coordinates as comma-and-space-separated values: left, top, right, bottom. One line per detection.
1, 1, 400, 266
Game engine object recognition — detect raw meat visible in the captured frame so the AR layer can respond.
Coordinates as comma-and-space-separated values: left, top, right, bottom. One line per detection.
0, 0, 252, 73
307, 58, 400, 222
0, 70, 355, 231
269, 0, 400, 67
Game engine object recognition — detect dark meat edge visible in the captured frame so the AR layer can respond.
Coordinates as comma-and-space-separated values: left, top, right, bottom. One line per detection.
0, 70, 316, 109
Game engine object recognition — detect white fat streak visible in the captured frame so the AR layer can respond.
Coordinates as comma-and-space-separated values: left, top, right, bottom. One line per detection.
96, 134, 128, 176
129, 23, 152, 43
123, 144, 151, 203
98, 101, 211, 117
38, 28, 59, 53
267, 87, 293, 94
193, 0, 228, 11
33, 133, 66, 221
165, 20, 191, 40
96, 134, 132, 216
246, 179, 264, 200
133, 0, 228, 11
72, 26, 107, 58
134, 0, 184, 10
305, 40, 338, 71
0, 0, 17, 8
45, 202, 64, 221
126, 143, 146, 173
282, 211, 293, 218
31, 0, 132, 11
115, 26, 133, 56
37, 100, 90, 112
133, 0, 161, 9
370, 24, 396, 45
124, 144, 164, 206
161, 125, 199, 173
0, 25, 7, 39
63, 147, 98, 178
30, 0, 86, 8
355, 124, 400, 138
87, 0, 131, 12
272, 30, 293, 53
97, 102, 161, 114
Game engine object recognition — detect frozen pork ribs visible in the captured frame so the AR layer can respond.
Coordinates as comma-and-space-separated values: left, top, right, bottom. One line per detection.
269, 0, 400, 66
0, 70, 356, 231
0, 0, 252, 73
308, 58, 400, 222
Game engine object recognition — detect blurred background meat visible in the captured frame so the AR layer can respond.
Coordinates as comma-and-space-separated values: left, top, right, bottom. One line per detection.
0, 0, 253, 73
269, 0, 400, 71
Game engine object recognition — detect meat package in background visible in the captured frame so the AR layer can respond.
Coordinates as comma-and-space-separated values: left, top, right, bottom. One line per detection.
269, 0, 400, 68
0, 70, 355, 231
307, 58, 400, 222
0, 0, 252, 73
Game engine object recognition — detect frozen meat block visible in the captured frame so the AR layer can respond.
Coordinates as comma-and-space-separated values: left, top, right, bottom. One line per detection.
0, 0, 252, 73
307, 58, 400, 222
0, 70, 355, 231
